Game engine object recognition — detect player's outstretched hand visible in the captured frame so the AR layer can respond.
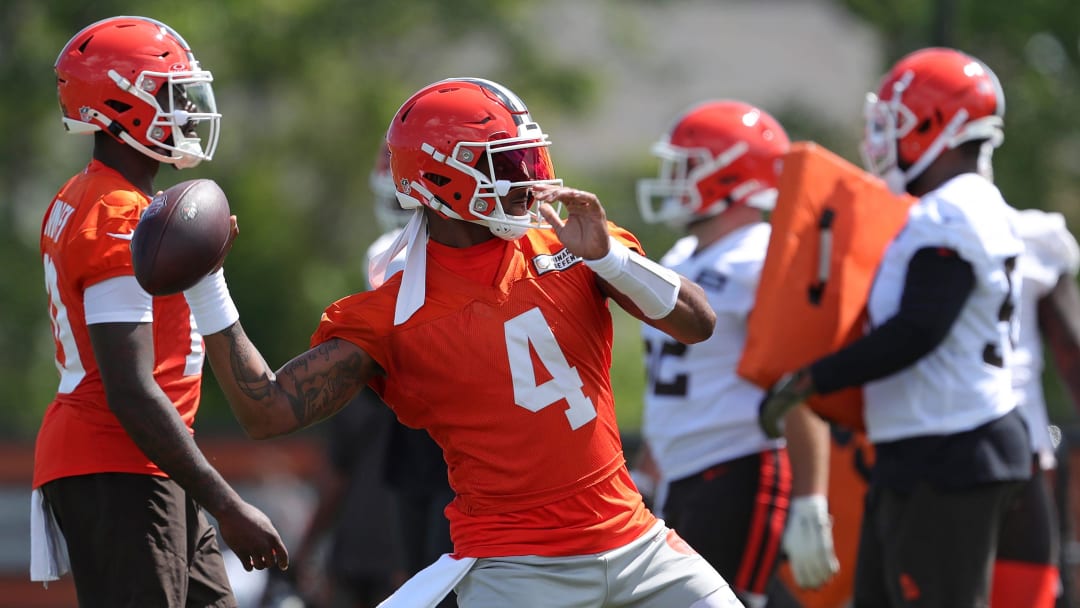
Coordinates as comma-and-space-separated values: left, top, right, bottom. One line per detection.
535, 184, 610, 260
758, 367, 815, 439
216, 500, 289, 572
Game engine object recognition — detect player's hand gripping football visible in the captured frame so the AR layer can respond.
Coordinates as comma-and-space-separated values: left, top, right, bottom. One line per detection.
535, 184, 611, 260
758, 367, 815, 439
217, 214, 238, 269
215, 215, 239, 272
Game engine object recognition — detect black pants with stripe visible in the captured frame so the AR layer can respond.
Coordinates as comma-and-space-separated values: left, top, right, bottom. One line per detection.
854, 478, 1024, 608
662, 447, 791, 600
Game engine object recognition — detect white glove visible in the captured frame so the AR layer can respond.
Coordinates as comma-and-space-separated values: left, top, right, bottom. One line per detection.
783, 494, 839, 589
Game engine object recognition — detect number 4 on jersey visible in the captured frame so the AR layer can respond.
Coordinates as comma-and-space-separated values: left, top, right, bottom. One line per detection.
505, 308, 597, 430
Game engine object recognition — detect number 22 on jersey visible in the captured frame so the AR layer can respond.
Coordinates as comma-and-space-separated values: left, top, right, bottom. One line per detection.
505, 308, 597, 430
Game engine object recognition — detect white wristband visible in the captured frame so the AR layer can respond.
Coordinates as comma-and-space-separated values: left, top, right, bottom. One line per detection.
585, 238, 680, 319
584, 237, 630, 278
184, 269, 239, 335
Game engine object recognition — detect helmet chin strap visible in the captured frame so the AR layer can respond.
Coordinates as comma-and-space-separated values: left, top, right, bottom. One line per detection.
977, 141, 995, 182
81, 108, 203, 168
884, 109, 971, 196
117, 130, 203, 169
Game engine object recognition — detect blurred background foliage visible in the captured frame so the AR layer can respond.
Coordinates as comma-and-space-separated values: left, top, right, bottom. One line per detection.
2, 0, 1079, 440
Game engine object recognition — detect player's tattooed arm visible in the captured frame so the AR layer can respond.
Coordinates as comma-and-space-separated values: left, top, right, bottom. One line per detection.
204, 324, 377, 439
275, 340, 373, 427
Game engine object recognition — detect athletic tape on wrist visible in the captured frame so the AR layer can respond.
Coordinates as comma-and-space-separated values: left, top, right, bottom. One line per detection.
585, 238, 680, 319
184, 269, 239, 335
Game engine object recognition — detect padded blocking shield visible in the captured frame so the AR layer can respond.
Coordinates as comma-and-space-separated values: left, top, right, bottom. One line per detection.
737, 142, 915, 431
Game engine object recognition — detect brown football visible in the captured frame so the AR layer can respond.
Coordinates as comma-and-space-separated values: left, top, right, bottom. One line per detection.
131, 179, 232, 295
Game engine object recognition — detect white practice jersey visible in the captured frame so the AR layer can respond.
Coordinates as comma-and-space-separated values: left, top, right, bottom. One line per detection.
641, 222, 781, 482
864, 173, 1024, 443
1012, 208, 1080, 469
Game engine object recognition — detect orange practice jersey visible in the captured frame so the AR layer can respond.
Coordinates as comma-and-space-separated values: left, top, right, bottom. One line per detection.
33, 161, 202, 489
312, 226, 656, 558
737, 142, 915, 431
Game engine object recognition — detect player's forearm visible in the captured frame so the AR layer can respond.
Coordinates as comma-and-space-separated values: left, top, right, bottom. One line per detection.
591, 239, 715, 344
108, 389, 243, 516
202, 323, 306, 439
783, 404, 831, 497
89, 322, 246, 517
1040, 275, 1080, 411
636, 277, 716, 344
204, 328, 365, 438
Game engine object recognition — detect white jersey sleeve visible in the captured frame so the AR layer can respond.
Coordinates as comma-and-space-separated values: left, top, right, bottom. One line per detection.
1011, 207, 1080, 468
84, 275, 154, 325
864, 174, 1023, 443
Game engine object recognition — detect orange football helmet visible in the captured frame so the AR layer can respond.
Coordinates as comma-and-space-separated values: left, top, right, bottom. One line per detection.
637, 100, 790, 227
55, 16, 220, 169
385, 77, 562, 240
862, 47, 1004, 194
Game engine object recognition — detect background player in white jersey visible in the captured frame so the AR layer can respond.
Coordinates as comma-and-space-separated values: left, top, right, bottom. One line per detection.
636, 100, 838, 608
759, 47, 1032, 607
992, 207, 1080, 607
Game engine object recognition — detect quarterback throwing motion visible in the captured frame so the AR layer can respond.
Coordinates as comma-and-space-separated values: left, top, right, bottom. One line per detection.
188, 77, 743, 607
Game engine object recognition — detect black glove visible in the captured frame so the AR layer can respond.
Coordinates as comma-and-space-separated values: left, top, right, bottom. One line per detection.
758, 367, 815, 439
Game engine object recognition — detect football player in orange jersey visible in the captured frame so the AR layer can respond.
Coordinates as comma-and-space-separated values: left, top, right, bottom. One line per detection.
32, 16, 287, 608
186, 77, 747, 606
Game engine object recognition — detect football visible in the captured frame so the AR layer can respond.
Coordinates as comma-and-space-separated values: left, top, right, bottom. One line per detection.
131, 179, 232, 295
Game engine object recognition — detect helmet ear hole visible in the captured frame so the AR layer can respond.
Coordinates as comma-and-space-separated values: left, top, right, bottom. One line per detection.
104, 99, 131, 113
423, 173, 451, 187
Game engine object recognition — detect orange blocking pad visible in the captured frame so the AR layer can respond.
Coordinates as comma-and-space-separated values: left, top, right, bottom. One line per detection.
737, 142, 915, 432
